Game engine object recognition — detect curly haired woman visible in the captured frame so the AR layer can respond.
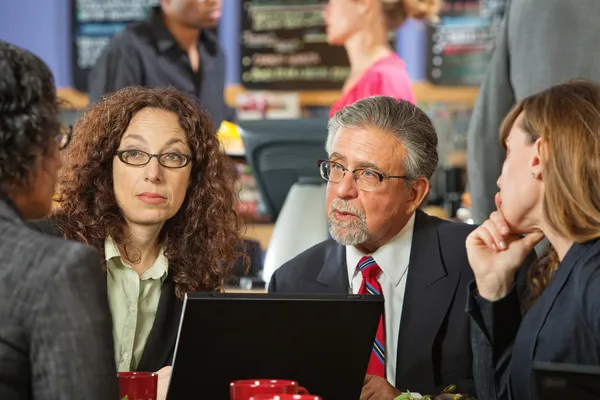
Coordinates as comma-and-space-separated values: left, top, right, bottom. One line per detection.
34, 86, 242, 382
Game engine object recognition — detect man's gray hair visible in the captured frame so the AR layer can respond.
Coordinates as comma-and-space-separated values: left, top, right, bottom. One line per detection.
326, 96, 439, 181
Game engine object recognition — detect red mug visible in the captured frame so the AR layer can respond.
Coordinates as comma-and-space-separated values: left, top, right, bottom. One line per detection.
230, 379, 308, 400
118, 372, 158, 400
250, 396, 322, 400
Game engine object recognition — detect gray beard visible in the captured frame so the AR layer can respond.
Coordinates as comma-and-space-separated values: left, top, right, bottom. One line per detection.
328, 220, 369, 246
327, 199, 368, 246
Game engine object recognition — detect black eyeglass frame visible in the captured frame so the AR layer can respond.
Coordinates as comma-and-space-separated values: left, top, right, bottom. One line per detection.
317, 159, 413, 191
114, 150, 193, 169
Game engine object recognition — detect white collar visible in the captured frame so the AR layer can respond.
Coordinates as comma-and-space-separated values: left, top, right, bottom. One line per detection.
346, 213, 415, 288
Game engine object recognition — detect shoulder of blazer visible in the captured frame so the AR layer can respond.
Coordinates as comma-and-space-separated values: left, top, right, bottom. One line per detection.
278, 239, 338, 272
272, 239, 342, 289
26, 218, 63, 237
418, 211, 477, 274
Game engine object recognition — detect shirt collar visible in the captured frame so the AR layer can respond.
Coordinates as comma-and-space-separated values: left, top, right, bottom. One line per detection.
346, 212, 416, 288
148, 6, 218, 55
104, 237, 169, 283
0, 191, 24, 224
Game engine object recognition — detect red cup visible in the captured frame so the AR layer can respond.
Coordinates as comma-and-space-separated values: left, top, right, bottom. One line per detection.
118, 372, 158, 400
250, 396, 322, 400
230, 379, 308, 400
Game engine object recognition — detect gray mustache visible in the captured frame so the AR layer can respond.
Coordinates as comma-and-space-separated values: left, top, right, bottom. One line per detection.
329, 199, 365, 220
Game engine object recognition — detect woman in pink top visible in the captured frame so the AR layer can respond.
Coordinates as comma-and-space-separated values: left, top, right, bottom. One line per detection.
324, 0, 440, 116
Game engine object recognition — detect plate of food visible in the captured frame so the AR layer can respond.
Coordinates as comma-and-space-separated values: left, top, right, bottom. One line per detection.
394, 385, 476, 400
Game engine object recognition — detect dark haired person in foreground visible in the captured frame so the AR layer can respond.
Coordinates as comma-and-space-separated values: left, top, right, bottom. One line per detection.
0, 41, 118, 399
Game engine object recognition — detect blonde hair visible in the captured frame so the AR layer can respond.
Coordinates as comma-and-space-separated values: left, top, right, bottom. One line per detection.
500, 79, 600, 309
381, 0, 440, 30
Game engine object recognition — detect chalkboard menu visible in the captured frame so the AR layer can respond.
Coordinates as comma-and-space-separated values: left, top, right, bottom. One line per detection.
427, 0, 507, 86
71, 0, 159, 92
240, 0, 352, 91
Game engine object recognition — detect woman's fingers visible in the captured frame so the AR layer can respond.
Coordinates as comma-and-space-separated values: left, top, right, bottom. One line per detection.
470, 224, 498, 250
481, 219, 507, 250
489, 210, 510, 236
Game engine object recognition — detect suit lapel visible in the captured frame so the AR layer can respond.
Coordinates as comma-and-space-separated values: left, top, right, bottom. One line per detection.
395, 211, 460, 390
316, 241, 349, 293
137, 273, 183, 371
511, 242, 587, 399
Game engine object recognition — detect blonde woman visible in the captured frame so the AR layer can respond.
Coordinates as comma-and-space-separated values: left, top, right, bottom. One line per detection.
324, 0, 439, 116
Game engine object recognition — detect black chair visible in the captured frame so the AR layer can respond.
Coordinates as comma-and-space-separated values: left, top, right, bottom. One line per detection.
237, 118, 329, 220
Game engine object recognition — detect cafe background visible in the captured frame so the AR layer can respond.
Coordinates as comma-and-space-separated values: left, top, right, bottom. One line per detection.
0, 0, 505, 265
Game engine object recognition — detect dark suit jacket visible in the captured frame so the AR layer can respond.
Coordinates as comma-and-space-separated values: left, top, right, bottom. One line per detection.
0, 198, 118, 399
28, 219, 183, 372
467, 238, 600, 400
269, 210, 477, 396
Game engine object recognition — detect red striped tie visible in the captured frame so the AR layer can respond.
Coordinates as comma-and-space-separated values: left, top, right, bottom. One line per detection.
357, 256, 386, 378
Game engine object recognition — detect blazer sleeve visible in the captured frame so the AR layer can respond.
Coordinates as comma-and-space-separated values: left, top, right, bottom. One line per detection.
29, 243, 118, 400
466, 2, 516, 224
467, 283, 521, 400
466, 250, 534, 400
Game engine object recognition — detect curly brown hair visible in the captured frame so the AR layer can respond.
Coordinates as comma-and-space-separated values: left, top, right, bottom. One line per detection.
52, 86, 243, 298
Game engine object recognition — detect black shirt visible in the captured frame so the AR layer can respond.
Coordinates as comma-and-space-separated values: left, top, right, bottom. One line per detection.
88, 6, 233, 127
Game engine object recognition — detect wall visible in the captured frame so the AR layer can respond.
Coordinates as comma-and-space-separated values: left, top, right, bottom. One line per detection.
0, 0, 428, 88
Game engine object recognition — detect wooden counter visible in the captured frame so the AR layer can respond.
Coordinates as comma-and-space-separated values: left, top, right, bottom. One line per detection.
225, 82, 479, 108
58, 81, 479, 111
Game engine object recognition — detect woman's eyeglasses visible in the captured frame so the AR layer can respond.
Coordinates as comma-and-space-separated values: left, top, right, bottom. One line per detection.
115, 150, 192, 169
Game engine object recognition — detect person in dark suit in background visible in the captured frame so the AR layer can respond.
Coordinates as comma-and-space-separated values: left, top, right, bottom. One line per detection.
466, 80, 600, 400
269, 96, 477, 399
466, 0, 600, 224
32, 86, 243, 399
0, 41, 118, 399
88, 0, 234, 127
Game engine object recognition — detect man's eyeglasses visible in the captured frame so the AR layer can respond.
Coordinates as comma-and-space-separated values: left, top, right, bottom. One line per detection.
115, 150, 192, 169
54, 125, 72, 150
318, 160, 412, 192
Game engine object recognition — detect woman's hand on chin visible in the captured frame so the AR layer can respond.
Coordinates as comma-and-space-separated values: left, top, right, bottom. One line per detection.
466, 193, 544, 301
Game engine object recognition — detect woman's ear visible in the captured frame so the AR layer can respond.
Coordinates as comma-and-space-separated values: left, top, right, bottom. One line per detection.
530, 137, 545, 179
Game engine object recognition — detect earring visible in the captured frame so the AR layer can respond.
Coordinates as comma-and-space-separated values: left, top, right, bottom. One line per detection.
530, 172, 535, 178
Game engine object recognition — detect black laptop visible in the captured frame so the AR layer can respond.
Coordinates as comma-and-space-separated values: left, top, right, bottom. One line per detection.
167, 293, 383, 400
534, 361, 600, 399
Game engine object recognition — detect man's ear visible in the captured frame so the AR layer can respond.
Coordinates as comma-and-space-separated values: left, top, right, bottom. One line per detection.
405, 177, 430, 215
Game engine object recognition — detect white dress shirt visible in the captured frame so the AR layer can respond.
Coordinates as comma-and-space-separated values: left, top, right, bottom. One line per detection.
346, 213, 415, 386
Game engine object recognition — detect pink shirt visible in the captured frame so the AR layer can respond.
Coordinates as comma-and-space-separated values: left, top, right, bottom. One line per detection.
329, 53, 415, 117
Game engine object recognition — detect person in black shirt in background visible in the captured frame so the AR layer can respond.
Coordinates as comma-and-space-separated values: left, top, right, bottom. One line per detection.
89, 0, 234, 128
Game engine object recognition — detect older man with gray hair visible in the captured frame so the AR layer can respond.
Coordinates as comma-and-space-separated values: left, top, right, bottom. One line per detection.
269, 96, 476, 399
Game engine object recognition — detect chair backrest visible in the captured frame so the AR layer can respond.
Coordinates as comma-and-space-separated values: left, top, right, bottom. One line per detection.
59, 109, 82, 127
238, 118, 329, 220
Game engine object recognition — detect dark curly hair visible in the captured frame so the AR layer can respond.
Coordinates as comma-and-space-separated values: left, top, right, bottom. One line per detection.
52, 86, 243, 298
0, 40, 60, 192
